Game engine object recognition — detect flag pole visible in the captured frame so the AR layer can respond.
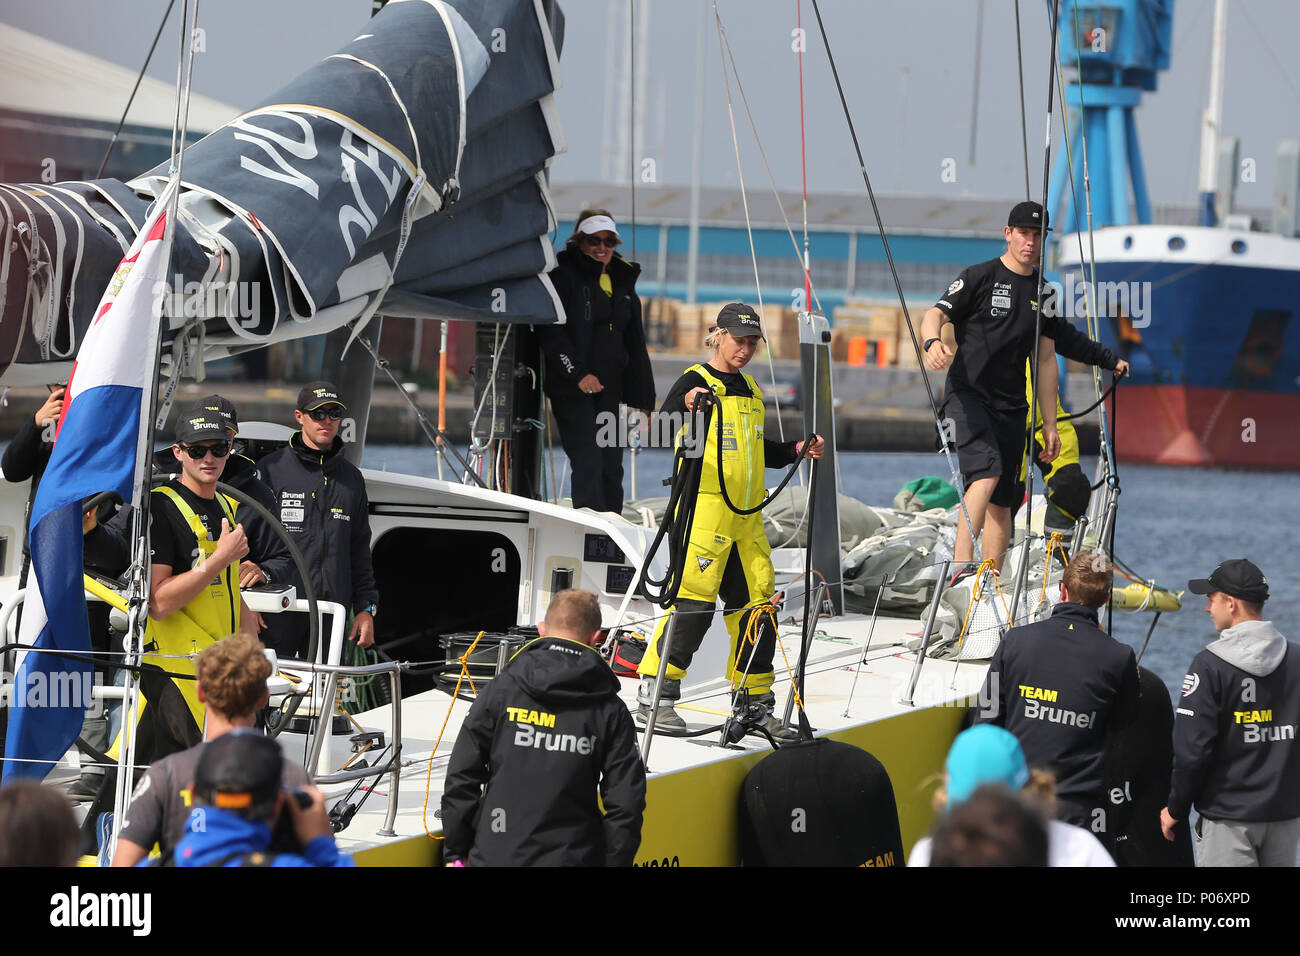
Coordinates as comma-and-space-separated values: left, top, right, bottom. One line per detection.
109, 0, 197, 863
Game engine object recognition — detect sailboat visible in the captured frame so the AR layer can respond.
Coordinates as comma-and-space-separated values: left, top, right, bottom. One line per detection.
0, 0, 1161, 867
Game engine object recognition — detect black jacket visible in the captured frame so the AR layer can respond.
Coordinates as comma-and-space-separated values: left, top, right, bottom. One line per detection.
257, 434, 378, 615
540, 247, 655, 409
1168, 621, 1300, 822
976, 602, 1141, 803
441, 637, 646, 866
2, 417, 52, 571
216, 453, 294, 587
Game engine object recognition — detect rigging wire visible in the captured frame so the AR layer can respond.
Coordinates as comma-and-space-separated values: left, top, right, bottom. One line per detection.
1013, 0, 1032, 199
712, 5, 787, 442
806, 0, 981, 564
969, 0, 986, 168
796, 0, 811, 312
628, 0, 637, 263
1068, 0, 1118, 479
1022, 0, 1061, 554
711, 12, 825, 317
109, 0, 198, 865
1049, 7, 1117, 485
96, 0, 179, 179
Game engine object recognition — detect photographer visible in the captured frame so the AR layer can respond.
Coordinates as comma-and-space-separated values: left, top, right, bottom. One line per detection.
173, 729, 353, 867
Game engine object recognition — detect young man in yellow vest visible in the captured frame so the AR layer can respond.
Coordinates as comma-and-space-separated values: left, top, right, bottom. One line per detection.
149, 408, 257, 645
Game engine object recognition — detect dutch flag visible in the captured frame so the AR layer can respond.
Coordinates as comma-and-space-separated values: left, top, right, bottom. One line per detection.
3, 182, 175, 781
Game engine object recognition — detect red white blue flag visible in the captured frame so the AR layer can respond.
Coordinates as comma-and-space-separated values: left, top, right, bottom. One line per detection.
3, 182, 174, 781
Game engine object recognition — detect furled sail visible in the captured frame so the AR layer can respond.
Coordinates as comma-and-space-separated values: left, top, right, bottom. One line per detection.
0, 0, 567, 385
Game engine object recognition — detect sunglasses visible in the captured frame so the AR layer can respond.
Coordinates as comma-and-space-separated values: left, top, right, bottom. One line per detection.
178, 441, 231, 460
584, 235, 618, 248
304, 407, 345, 422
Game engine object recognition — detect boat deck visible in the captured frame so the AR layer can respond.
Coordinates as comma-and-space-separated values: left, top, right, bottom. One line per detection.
329, 613, 988, 866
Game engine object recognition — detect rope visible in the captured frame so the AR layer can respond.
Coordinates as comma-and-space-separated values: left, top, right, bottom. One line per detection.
729, 602, 772, 690
772, 622, 806, 719
1039, 531, 1064, 605
957, 560, 1012, 648
422, 629, 485, 840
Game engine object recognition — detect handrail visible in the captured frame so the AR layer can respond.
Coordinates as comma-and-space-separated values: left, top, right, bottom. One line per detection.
268, 657, 406, 837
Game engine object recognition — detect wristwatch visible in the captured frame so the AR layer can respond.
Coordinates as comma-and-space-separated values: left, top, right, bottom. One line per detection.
923, 337, 941, 352
361, 603, 378, 618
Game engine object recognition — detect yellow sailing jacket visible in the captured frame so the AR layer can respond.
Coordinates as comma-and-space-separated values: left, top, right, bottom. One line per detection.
684, 363, 767, 512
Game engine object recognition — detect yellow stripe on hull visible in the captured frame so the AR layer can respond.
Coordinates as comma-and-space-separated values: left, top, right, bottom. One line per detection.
355, 698, 973, 867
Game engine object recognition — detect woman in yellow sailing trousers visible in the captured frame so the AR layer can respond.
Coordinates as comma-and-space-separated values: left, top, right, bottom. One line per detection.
637, 303, 823, 735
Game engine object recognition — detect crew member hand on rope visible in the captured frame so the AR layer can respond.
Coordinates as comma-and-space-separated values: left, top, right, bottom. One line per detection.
795, 435, 825, 460
636, 303, 804, 740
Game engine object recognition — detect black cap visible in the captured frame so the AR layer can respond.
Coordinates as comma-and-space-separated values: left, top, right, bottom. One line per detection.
192, 729, 283, 813
197, 394, 238, 436
713, 302, 765, 338
175, 408, 228, 445
1007, 200, 1050, 232
1188, 559, 1269, 604
296, 381, 347, 412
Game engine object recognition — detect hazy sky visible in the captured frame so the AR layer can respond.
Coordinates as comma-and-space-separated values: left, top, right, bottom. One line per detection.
10, 0, 1300, 211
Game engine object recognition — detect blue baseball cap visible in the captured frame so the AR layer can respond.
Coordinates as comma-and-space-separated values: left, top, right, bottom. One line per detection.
945, 725, 1030, 805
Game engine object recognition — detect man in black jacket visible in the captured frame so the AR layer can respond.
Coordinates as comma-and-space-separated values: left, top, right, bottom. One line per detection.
539, 211, 655, 513
258, 382, 378, 659
1161, 559, 1300, 866
975, 550, 1140, 848
2, 384, 64, 583
441, 589, 646, 866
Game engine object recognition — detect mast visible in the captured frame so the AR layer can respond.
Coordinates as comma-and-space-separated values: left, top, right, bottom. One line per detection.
1196, 0, 1228, 227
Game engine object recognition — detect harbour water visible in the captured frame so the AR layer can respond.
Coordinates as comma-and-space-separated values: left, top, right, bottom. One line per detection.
365, 444, 1300, 708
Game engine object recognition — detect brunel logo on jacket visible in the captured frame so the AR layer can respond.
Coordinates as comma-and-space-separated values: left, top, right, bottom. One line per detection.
508, 706, 597, 755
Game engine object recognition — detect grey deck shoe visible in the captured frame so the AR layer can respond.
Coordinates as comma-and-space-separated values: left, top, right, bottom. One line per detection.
635, 676, 687, 735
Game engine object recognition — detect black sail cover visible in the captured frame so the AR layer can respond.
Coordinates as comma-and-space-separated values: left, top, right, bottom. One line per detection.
0, 0, 568, 384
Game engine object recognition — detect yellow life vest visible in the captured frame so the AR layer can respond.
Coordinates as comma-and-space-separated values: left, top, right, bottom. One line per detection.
103, 487, 242, 759
152, 485, 241, 640
682, 363, 766, 512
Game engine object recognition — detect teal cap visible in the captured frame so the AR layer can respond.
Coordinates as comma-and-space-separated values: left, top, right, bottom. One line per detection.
945, 725, 1030, 805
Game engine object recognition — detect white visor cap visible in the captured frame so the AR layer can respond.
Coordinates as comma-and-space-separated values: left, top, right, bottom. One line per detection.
577, 214, 620, 237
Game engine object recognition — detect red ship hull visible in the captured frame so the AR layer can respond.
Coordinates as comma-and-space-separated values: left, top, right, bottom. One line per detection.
1113, 385, 1300, 470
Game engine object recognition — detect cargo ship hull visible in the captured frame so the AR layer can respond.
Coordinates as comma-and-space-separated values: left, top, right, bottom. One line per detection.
1058, 224, 1300, 470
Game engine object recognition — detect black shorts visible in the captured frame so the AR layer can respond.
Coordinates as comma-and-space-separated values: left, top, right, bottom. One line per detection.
940, 390, 1026, 508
